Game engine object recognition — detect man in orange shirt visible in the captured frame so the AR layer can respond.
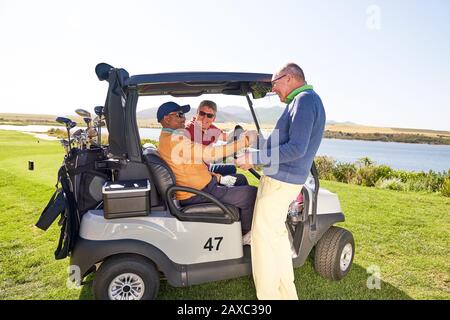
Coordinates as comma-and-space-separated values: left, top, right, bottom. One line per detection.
157, 101, 257, 239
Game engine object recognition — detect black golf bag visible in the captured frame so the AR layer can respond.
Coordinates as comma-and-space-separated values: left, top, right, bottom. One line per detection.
36, 147, 110, 259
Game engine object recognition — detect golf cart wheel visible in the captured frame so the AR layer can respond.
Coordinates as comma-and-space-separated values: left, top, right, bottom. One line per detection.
93, 254, 159, 300
314, 226, 354, 281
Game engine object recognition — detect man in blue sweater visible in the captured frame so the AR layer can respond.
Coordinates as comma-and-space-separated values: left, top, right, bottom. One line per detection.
236, 63, 326, 300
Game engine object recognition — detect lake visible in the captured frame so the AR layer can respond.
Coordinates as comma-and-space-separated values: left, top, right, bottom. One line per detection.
1, 125, 449, 173
138, 128, 450, 173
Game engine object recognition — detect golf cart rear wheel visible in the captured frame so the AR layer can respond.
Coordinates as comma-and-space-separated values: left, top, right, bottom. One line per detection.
93, 254, 159, 300
314, 226, 354, 281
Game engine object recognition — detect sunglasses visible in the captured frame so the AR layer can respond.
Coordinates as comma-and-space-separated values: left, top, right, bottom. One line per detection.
198, 110, 215, 119
271, 74, 287, 86
168, 111, 186, 118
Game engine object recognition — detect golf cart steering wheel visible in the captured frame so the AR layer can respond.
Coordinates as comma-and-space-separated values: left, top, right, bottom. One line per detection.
231, 125, 261, 180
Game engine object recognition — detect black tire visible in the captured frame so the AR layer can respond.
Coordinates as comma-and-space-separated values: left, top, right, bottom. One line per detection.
93, 254, 160, 300
314, 226, 354, 281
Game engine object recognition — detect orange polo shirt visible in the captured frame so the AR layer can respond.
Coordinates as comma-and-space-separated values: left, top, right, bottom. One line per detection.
158, 128, 247, 200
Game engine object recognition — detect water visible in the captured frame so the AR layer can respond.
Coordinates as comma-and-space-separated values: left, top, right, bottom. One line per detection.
317, 139, 450, 173
137, 128, 450, 172
2, 125, 449, 173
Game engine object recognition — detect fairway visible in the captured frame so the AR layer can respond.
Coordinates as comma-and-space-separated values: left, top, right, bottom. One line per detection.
0, 130, 449, 300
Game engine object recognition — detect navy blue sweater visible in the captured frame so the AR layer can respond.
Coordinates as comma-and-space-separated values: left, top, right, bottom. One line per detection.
252, 89, 326, 184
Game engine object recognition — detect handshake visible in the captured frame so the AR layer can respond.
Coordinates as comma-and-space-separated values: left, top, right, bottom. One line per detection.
234, 129, 258, 148
235, 129, 257, 170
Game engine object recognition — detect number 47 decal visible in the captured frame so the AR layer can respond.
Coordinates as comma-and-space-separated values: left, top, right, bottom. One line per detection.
204, 237, 223, 251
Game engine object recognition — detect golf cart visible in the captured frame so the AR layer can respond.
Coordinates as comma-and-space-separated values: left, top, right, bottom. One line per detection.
36, 63, 354, 300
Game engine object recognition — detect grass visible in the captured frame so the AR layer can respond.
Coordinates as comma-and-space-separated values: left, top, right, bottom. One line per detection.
0, 129, 449, 300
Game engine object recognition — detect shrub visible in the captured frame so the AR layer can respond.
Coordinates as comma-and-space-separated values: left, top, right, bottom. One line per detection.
314, 156, 336, 180
376, 178, 405, 191
441, 178, 450, 197
375, 165, 393, 181
354, 158, 393, 187
141, 139, 159, 147
356, 165, 379, 187
47, 128, 67, 138
333, 162, 357, 184
356, 157, 374, 167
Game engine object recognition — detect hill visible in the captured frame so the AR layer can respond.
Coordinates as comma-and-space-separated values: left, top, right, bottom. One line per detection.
136, 105, 285, 125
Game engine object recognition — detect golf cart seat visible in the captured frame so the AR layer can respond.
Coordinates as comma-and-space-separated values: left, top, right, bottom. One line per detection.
143, 147, 240, 224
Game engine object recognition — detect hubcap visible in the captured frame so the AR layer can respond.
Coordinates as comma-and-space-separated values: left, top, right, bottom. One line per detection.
108, 273, 145, 300
339, 243, 353, 271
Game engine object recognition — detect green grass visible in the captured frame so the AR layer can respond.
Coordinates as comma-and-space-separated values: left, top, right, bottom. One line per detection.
0, 130, 449, 300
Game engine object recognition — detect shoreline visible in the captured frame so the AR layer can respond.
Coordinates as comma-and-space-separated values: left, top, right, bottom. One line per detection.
1, 122, 450, 146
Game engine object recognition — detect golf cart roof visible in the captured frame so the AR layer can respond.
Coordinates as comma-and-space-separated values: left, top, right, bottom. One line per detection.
96, 62, 272, 161
96, 63, 273, 99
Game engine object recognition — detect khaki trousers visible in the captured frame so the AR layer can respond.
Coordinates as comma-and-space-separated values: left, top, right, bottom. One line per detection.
251, 175, 303, 300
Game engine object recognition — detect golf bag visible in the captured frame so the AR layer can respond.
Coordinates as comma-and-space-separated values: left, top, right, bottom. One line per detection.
36, 147, 109, 259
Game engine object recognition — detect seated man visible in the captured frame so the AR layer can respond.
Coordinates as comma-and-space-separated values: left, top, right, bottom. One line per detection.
185, 100, 247, 186
157, 101, 257, 241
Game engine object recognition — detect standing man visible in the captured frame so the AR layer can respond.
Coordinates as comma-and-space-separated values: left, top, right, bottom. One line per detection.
236, 63, 326, 299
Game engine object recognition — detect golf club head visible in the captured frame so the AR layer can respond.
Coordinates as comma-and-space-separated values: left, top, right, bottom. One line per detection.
93, 117, 105, 125
83, 117, 92, 127
55, 116, 73, 126
72, 129, 83, 137
75, 108, 92, 118
87, 127, 97, 139
94, 106, 104, 116
69, 121, 77, 129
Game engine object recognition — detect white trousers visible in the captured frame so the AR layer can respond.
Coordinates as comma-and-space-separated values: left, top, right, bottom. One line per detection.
251, 175, 303, 300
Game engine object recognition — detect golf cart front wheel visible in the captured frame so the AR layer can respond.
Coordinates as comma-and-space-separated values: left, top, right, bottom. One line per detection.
314, 226, 354, 281
93, 254, 160, 300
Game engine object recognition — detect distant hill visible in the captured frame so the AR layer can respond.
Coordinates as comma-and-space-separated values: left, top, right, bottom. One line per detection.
136, 105, 285, 124
2, 112, 450, 145
136, 107, 251, 123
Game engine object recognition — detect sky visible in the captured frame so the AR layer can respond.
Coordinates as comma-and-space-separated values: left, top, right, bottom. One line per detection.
0, 0, 449, 131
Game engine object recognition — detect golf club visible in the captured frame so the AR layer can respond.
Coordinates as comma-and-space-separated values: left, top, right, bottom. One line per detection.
56, 117, 76, 152
94, 106, 104, 145
75, 108, 92, 119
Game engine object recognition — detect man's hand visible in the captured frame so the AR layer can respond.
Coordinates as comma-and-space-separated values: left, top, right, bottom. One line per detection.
243, 130, 258, 147
219, 175, 237, 187
237, 130, 258, 148
236, 152, 254, 170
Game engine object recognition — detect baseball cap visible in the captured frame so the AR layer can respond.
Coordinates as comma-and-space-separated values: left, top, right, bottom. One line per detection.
157, 101, 191, 122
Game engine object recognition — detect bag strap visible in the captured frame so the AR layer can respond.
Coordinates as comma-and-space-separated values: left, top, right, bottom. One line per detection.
54, 210, 69, 260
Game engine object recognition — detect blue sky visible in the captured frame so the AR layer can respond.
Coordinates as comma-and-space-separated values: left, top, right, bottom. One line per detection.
0, 0, 449, 130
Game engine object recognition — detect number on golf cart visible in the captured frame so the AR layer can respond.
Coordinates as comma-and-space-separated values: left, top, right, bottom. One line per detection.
204, 237, 223, 251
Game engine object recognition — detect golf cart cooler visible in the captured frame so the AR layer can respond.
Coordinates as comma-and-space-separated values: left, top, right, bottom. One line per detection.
103, 179, 151, 219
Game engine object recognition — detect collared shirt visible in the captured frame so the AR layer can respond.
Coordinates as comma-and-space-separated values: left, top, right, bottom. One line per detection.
185, 120, 224, 146
252, 87, 326, 185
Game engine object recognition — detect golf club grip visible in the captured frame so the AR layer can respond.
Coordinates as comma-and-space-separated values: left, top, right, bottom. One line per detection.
249, 168, 260, 179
